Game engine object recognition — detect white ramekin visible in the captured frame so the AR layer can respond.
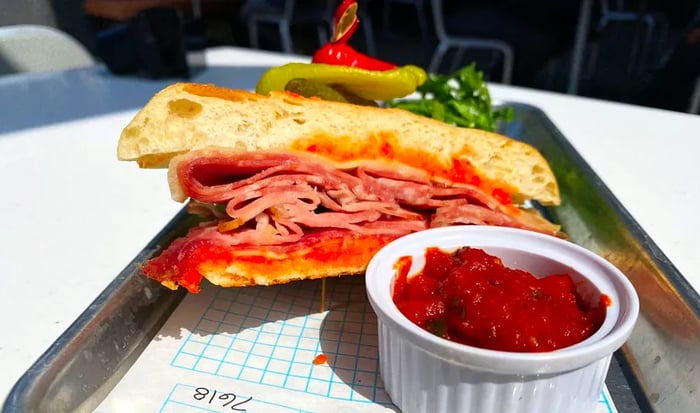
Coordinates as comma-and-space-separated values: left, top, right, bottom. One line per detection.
365, 226, 639, 413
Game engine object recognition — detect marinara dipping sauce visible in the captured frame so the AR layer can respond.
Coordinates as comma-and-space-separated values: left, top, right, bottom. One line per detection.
392, 247, 610, 352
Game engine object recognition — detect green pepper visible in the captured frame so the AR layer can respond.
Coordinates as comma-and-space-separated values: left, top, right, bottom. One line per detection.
256, 62, 427, 101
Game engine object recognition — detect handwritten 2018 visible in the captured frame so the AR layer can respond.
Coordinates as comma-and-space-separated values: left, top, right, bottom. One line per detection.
192, 387, 253, 411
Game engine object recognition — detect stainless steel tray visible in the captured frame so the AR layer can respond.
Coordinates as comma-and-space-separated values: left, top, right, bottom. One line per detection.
4, 104, 699, 413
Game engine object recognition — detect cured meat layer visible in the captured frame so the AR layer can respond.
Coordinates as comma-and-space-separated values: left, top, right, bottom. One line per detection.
144, 150, 560, 292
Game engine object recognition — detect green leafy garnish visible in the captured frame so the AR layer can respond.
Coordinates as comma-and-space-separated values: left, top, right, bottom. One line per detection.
388, 63, 513, 132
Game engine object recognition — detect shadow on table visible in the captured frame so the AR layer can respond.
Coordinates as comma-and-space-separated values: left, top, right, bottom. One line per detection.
0, 65, 273, 135
316, 277, 398, 409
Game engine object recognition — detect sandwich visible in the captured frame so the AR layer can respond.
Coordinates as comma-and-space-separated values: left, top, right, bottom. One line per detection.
117, 83, 561, 293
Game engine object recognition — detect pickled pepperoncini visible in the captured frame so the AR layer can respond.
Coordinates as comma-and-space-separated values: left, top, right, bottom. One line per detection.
255, 63, 427, 102
254, 0, 427, 104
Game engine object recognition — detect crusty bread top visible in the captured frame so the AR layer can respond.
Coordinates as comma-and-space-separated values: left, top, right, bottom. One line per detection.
118, 83, 560, 205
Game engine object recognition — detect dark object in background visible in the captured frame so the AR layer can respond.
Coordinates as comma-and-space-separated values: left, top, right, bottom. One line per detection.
96, 7, 190, 79
639, 13, 700, 113
442, 0, 579, 85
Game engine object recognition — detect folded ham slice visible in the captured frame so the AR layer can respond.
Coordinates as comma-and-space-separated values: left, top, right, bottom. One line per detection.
144, 149, 560, 292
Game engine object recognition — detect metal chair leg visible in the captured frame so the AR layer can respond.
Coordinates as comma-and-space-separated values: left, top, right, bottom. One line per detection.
626, 15, 655, 74
383, 0, 391, 33
586, 41, 600, 79
359, 10, 377, 56
638, 16, 656, 71
449, 47, 465, 73
316, 24, 329, 47
689, 76, 700, 114
414, 1, 430, 42
428, 42, 449, 74
568, 0, 593, 94
501, 44, 513, 84
279, 22, 293, 53
249, 20, 259, 49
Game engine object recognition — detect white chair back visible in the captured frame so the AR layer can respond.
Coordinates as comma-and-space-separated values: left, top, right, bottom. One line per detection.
0, 25, 94, 75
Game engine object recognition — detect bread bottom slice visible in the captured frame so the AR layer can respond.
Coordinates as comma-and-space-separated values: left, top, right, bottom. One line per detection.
142, 225, 397, 293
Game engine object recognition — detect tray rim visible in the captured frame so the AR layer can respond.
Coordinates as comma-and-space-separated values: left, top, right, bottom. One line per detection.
4, 101, 698, 413
505, 102, 699, 315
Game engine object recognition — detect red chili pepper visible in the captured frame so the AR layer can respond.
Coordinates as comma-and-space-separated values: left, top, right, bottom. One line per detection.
312, 43, 397, 71
333, 0, 359, 43
312, 0, 396, 71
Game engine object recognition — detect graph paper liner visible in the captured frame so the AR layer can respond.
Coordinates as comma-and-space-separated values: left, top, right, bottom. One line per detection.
96, 276, 618, 413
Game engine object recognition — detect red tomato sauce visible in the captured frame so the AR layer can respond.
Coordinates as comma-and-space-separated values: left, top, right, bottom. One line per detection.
392, 247, 609, 352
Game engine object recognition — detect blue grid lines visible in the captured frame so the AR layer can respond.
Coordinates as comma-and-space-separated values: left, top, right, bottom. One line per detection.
598, 388, 615, 413
170, 276, 392, 405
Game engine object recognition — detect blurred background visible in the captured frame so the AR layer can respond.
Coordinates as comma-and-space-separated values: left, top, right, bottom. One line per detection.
1, 0, 698, 114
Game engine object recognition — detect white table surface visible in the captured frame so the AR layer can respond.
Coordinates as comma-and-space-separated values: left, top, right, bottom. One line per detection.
1, 46, 699, 405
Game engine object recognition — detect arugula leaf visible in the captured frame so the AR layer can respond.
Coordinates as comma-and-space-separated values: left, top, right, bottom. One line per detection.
388, 63, 512, 132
